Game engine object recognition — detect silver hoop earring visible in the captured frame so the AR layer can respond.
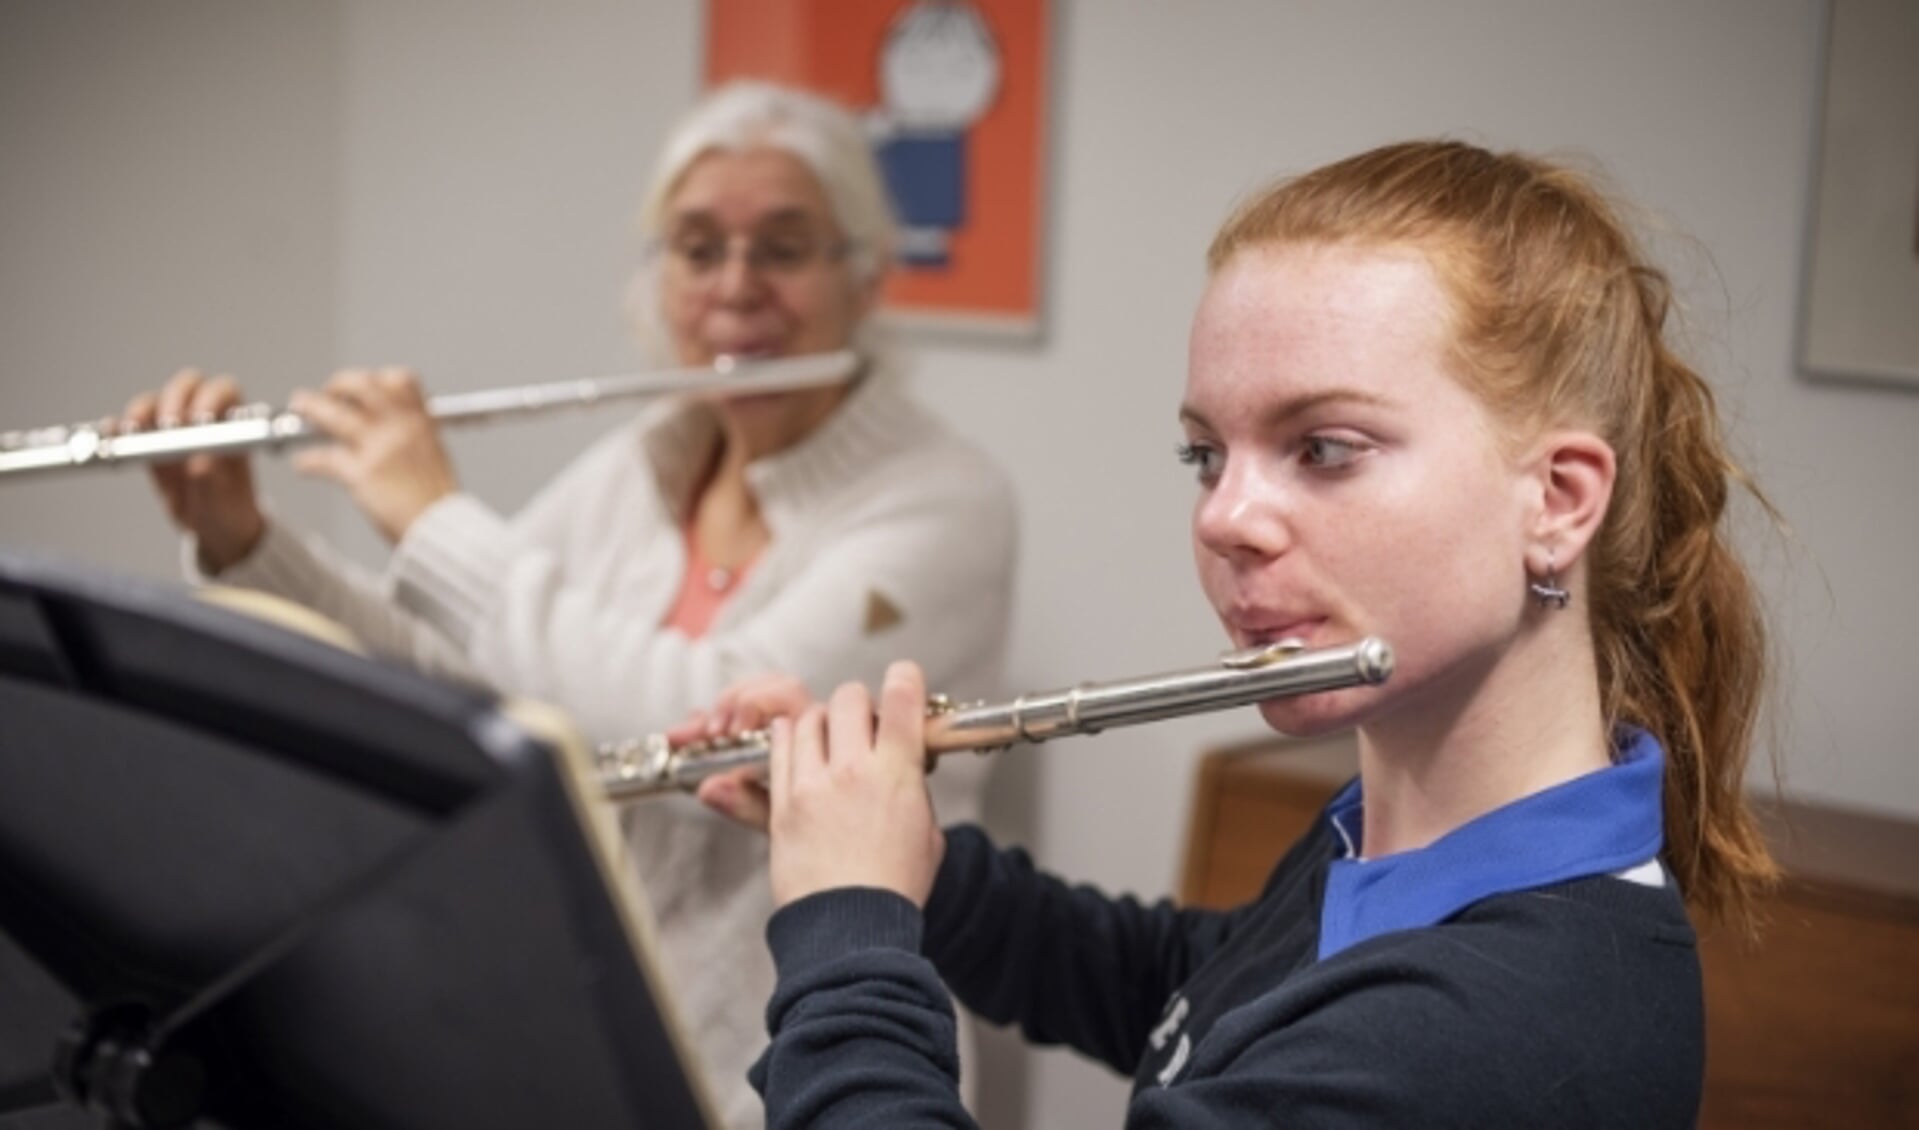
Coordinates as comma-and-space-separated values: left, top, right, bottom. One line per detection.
1529, 551, 1570, 610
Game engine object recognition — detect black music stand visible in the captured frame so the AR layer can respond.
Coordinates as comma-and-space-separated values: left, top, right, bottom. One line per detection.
0, 547, 714, 1129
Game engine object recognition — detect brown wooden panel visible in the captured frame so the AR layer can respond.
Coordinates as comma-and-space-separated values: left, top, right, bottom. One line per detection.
1180, 738, 1919, 1128
1193, 786, 1321, 908
1177, 731, 1355, 909
1698, 881, 1919, 1127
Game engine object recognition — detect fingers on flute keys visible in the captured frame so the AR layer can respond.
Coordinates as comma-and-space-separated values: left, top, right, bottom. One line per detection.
692, 673, 816, 830
767, 662, 940, 908
707, 673, 815, 738
123, 369, 255, 528
289, 365, 455, 544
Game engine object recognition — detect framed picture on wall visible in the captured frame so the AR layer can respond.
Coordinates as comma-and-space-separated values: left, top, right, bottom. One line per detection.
1798, 0, 1919, 388
705, 0, 1050, 338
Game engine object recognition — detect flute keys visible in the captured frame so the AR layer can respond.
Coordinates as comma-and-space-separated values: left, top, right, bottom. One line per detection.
640, 733, 675, 780
595, 735, 673, 784
594, 738, 635, 777
64, 428, 102, 465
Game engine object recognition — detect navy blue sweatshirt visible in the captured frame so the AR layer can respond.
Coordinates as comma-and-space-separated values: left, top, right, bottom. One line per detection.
751, 732, 1703, 1127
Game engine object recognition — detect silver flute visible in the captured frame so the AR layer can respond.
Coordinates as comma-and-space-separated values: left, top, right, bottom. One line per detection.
0, 350, 860, 480
598, 636, 1393, 801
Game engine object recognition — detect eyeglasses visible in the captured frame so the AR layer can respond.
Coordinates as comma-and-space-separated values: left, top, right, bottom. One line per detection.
656, 227, 853, 286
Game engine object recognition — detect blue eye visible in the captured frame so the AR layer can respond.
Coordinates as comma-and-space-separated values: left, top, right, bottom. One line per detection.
1175, 440, 1224, 484
1302, 435, 1367, 468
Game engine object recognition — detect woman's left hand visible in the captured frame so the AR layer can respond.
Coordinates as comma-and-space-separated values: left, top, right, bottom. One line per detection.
289, 366, 459, 544
767, 661, 945, 909
692, 671, 818, 831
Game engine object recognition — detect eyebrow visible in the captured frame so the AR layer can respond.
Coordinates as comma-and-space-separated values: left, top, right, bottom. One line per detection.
665, 207, 823, 231
1178, 388, 1395, 432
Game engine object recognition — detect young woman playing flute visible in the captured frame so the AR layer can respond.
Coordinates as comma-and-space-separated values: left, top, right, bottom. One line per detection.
696, 139, 1776, 1128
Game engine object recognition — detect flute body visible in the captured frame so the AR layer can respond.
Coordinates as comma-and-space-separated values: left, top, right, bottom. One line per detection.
0, 350, 860, 479
598, 637, 1394, 802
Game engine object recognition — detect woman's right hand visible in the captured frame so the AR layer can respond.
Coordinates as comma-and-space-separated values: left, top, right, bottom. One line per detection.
122, 368, 266, 575
692, 664, 943, 908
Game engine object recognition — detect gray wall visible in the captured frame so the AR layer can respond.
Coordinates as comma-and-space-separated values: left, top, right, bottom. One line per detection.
0, 1, 343, 576
3, 3, 1913, 1127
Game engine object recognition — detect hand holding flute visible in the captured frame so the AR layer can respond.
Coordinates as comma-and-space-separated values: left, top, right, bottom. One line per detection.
683, 639, 1397, 910
121, 369, 270, 574
693, 663, 948, 910
122, 366, 460, 571
86, 352, 862, 573
282, 367, 461, 545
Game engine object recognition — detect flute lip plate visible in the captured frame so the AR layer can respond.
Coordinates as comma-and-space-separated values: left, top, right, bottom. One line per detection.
1218, 638, 1307, 669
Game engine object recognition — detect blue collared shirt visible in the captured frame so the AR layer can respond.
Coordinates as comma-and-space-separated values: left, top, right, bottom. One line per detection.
1317, 727, 1666, 960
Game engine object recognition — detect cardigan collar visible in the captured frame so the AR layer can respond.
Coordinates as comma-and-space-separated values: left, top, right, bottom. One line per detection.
636, 351, 928, 536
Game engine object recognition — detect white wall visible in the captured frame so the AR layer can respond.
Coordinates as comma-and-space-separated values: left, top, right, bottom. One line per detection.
0, 1, 343, 578
4, 3, 1914, 1128
320, 0, 701, 558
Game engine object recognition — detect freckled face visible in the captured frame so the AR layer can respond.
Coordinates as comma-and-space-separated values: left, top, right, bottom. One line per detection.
1182, 244, 1532, 735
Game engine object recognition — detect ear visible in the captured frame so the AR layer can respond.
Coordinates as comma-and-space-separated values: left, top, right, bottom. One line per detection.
850, 262, 885, 322
1522, 430, 1616, 579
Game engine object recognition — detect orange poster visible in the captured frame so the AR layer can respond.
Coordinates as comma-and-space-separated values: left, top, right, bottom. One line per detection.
706, 0, 1049, 336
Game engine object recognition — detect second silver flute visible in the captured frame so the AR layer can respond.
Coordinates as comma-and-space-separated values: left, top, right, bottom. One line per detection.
598, 636, 1394, 801
0, 349, 859, 479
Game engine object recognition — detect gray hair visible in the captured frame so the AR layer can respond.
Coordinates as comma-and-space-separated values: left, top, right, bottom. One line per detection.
641, 80, 897, 282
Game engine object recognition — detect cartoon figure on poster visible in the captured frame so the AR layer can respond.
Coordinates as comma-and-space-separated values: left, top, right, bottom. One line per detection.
871, 1, 1002, 268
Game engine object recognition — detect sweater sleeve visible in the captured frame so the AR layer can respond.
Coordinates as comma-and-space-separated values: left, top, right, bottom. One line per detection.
919, 825, 1242, 1076
383, 455, 1017, 743
185, 518, 484, 683
750, 889, 975, 1130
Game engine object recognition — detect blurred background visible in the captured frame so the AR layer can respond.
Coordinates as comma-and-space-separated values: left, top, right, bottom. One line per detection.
2, 2, 1912, 1126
